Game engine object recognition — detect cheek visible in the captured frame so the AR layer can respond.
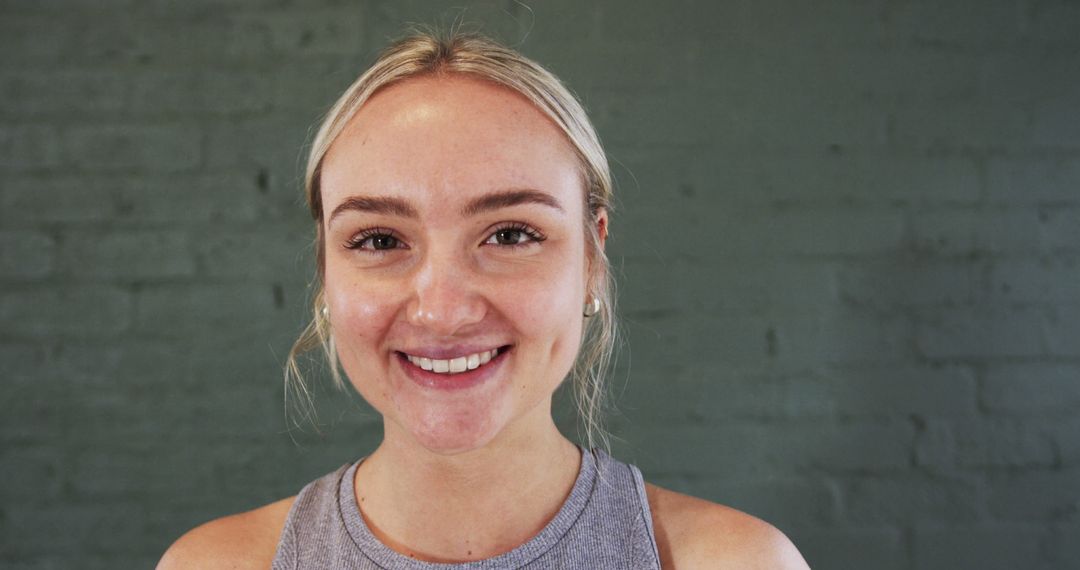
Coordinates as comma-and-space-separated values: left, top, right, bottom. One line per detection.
323, 268, 403, 408
516, 282, 579, 324
324, 267, 397, 353
499, 255, 587, 366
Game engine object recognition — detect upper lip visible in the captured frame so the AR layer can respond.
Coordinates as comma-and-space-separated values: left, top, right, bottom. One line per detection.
396, 344, 510, 360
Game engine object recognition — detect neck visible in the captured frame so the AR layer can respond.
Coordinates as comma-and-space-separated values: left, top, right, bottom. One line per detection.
353, 404, 582, 563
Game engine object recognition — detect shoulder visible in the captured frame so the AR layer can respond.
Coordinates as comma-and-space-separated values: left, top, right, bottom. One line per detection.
645, 483, 809, 570
156, 496, 296, 570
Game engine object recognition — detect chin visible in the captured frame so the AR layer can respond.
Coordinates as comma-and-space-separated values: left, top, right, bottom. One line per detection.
404, 407, 506, 456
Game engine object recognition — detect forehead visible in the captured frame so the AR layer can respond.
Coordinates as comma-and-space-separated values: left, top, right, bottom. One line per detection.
320, 75, 583, 214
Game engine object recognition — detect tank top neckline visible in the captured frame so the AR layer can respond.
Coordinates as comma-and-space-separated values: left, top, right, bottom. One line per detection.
336, 446, 599, 569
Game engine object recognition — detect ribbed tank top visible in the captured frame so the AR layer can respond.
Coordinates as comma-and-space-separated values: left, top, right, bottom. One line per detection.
271, 447, 662, 569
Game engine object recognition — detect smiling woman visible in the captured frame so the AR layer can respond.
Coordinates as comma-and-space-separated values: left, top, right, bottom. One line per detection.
157, 29, 808, 570
319, 73, 596, 459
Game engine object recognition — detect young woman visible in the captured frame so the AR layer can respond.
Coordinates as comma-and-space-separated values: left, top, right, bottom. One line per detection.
159, 31, 809, 569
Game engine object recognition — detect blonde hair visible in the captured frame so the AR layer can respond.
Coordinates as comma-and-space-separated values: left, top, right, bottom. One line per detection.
285, 28, 617, 451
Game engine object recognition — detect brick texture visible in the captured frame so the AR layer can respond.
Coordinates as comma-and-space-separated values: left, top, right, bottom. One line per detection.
1, 1, 1077, 569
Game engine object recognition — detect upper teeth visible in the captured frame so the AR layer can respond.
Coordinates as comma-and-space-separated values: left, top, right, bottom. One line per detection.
406, 348, 499, 374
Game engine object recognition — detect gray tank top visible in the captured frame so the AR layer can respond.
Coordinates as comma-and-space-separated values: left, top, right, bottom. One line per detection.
271, 447, 662, 569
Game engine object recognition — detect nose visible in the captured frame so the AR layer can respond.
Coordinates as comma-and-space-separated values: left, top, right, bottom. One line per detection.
405, 251, 487, 336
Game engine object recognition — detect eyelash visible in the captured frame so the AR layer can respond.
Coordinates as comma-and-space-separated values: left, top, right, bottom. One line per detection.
342, 223, 547, 252
343, 227, 405, 251
485, 222, 547, 247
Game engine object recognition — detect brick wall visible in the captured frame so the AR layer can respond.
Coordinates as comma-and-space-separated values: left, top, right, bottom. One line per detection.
1, 1, 1077, 568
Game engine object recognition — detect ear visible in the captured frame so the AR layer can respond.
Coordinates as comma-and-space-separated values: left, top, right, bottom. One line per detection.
595, 208, 609, 249
585, 208, 609, 296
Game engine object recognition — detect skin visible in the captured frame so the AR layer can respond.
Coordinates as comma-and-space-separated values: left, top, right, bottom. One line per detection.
158, 75, 809, 569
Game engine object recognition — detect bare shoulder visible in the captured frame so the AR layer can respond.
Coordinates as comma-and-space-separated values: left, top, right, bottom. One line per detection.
156, 496, 296, 570
645, 483, 809, 570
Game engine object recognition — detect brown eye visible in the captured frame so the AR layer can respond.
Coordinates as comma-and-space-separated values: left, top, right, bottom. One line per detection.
345, 228, 405, 252
494, 229, 524, 245
484, 223, 546, 247
370, 234, 399, 250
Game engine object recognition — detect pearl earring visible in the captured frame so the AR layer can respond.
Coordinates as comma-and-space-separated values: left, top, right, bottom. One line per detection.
583, 297, 601, 317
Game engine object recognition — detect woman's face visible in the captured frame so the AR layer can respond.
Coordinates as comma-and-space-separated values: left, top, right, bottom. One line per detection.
320, 75, 603, 454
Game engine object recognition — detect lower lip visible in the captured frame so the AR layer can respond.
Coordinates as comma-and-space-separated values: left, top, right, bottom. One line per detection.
396, 348, 510, 391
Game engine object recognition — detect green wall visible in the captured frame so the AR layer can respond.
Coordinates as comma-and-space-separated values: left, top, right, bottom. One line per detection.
2, 1, 1078, 568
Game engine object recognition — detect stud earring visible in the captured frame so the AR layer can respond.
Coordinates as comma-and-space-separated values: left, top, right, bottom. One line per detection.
321, 305, 329, 319
583, 297, 601, 318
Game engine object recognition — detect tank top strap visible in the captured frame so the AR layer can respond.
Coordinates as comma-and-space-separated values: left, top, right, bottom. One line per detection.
271, 462, 354, 569
589, 447, 663, 569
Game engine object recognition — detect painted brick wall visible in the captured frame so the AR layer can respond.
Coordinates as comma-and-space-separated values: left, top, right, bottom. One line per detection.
1, 1, 1077, 568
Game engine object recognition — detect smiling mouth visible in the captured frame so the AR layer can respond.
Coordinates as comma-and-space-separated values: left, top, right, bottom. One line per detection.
398, 346, 510, 375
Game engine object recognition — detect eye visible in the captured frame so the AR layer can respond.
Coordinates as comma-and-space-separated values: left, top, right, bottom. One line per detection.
344, 228, 406, 251
493, 229, 526, 245
368, 234, 399, 250
484, 223, 546, 247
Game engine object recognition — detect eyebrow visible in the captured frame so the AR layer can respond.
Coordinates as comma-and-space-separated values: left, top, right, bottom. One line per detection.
328, 189, 564, 223
328, 196, 419, 223
461, 189, 564, 216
